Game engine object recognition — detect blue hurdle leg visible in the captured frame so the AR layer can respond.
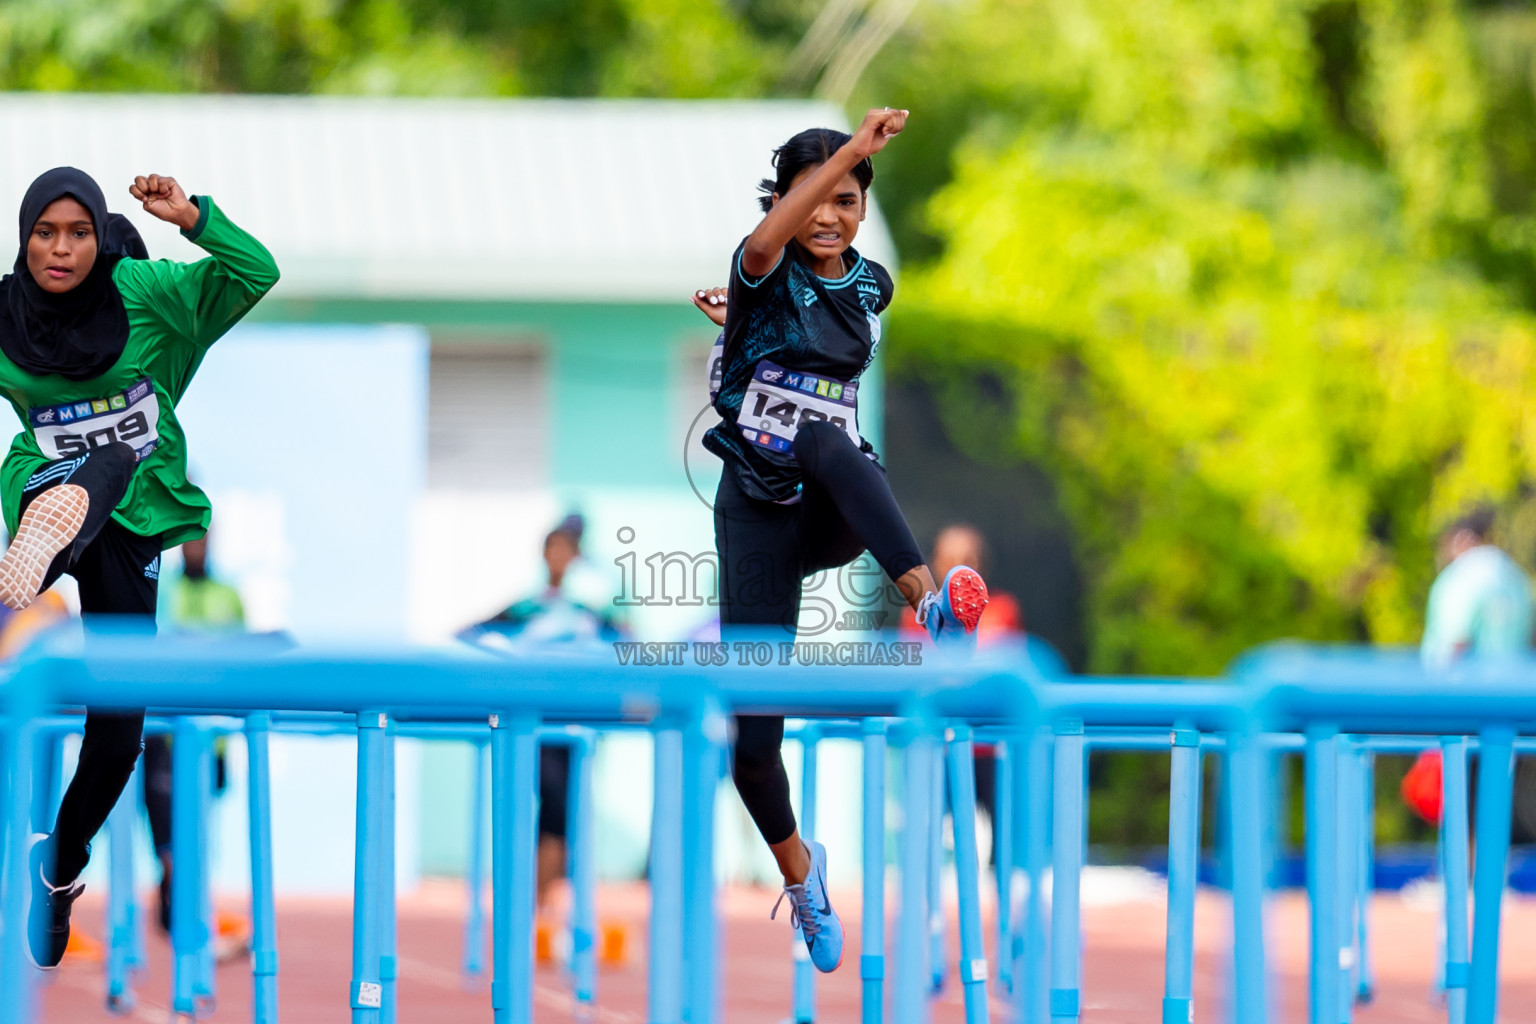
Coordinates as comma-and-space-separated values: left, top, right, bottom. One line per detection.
993, 739, 1014, 996
1355, 750, 1375, 1006
1441, 737, 1470, 1024
793, 724, 821, 1023
0, 711, 40, 1024
30, 729, 60, 836
895, 718, 935, 1024
1018, 728, 1050, 1024
196, 731, 216, 1010
1268, 744, 1289, 888
1305, 725, 1340, 1024
861, 719, 888, 1024
946, 726, 992, 1024
1436, 808, 1447, 998
105, 760, 139, 1014
648, 724, 685, 1024
246, 714, 280, 1024
569, 732, 598, 1009
1162, 729, 1201, 1024
1334, 740, 1358, 1024
1467, 726, 1514, 1024
928, 741, 945, 996
1228, 726, 1271, 1024
128, 817, 147, 975
491, 712, 540, 1024
464, 738, 488, 984
381, 718, 398, 1024
683, 704, 724, 1024
351, 711, 388, 1023
1048, 719, 1084, 1024
170, 717, 209, 1017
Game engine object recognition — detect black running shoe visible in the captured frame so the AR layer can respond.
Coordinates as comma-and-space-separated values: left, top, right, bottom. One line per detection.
27, 834, 84, 970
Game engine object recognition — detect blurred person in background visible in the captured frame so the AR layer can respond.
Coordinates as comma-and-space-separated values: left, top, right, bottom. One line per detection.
144, 528, 249, 958
1403, 507, 1536, 831
0, 168, 277, 968
161, 533, 243, 632
697, 109, 990, 976
458, 513, 624, 959
900, 523, 1022, 643
1421, 507, 1534, 669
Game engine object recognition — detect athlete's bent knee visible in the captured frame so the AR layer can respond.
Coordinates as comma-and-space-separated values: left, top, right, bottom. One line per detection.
792, 419, 853, 474
95, 441, 136, 467
86, 441, 138, 485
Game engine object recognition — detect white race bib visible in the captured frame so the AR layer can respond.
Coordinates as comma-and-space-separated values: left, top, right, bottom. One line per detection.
30, 377, 161, 462
738, 360, 860, 454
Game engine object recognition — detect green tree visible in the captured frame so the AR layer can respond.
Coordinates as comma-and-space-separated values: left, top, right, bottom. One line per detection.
862, 0, 1536, 676
0, 0, 792, 97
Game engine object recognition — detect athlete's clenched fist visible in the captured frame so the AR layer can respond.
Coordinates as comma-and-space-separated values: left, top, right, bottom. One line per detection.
129, 175, 200, 232
849, 108, 908, 159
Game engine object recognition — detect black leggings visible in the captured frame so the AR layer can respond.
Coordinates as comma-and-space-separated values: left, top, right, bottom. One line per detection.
142, 734, 173, 857
21, 443, 162, 884
715, 421, 923, 845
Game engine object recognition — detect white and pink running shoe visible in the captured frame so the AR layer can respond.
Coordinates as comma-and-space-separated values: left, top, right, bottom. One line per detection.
0, 484, 88, 610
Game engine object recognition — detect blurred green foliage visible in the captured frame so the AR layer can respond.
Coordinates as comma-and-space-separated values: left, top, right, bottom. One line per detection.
855, 0, 1536, 843
0, 0, 808, 96
8, 0, 1536, 845
863, 0, 1536, 679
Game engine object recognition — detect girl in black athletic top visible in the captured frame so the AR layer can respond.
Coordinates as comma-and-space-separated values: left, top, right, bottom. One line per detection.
695, 108, 989, 973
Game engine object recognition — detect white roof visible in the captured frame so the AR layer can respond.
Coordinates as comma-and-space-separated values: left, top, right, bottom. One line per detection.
0, 94, 897, 303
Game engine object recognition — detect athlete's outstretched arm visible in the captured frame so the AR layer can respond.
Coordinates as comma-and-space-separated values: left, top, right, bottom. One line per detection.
740, 107, 908, 278
118, 175, 280, 350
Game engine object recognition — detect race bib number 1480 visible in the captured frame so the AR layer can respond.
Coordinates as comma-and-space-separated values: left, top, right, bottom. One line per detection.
29, 377, 161, 462
739, 360, 860, 454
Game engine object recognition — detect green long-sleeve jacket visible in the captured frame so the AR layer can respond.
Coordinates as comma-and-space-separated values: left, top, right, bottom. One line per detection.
0, 196, 278, 548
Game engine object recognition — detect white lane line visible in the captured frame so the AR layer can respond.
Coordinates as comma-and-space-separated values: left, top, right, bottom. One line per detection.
394, 953, 641, 1023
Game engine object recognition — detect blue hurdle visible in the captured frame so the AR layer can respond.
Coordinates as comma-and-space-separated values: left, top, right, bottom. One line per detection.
4, 636, 1536, 1024
793, 721, 820, 1023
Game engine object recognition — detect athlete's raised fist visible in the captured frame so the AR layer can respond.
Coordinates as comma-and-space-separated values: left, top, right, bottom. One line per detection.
692, 287, 728, 327
850, 108, 908, 158
129, 175, 200, 232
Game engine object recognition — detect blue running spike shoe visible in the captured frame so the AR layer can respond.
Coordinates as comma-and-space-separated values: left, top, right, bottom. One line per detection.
771, 839, 844, 973
920, 565, 989, 649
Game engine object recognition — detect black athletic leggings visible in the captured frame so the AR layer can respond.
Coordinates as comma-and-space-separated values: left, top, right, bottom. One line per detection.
715, 421, 924, 845
20, 442, 161, 885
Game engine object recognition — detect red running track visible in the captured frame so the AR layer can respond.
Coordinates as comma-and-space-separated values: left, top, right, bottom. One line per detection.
34, 881, 1536, 1022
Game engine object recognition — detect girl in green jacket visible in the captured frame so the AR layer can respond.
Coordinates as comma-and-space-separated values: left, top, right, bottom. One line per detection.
0, 166, 278, 968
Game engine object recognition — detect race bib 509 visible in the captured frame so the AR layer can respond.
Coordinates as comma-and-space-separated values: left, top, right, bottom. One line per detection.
29, 377, 161, 462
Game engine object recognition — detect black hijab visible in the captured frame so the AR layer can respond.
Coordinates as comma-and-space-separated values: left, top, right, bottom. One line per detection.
0, 167, 146, 382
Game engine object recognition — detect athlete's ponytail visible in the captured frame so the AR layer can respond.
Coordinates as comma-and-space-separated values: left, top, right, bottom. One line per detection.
757, 128, 875, 213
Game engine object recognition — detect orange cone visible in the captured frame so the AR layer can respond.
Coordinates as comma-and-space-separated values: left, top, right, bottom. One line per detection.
599, 920, 628, 965
535, 920, 555, 964
65, 928, 103, 963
